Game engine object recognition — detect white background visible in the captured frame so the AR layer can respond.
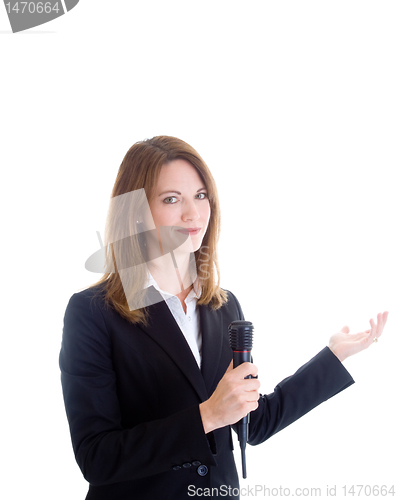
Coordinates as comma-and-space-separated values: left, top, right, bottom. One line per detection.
1, 1, 396, 498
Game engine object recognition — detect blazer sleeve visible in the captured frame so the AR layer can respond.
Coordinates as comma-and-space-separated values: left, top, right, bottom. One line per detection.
59, 292, 217, 487
247, 346, 355, 445
226, 291, 355, 446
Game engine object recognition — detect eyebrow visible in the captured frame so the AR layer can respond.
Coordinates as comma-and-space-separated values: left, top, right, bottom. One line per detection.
158, 187, 207, 197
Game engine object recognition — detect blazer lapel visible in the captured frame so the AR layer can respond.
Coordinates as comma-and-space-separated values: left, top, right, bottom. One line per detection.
199, 304, 225, 394
139, 288, 209, 402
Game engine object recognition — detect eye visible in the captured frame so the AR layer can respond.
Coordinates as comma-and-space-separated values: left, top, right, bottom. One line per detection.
195, 192, 208, 200
163, 196, 178, 204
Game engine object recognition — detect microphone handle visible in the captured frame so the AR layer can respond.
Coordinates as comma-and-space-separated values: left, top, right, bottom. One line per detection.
232, 350, 252, 429
233, 350, 252, 479
232, 350, 252, 367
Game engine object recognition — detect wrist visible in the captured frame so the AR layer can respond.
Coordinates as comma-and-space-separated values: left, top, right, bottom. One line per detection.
199, 401, 217, 434
328, 344, 346, 363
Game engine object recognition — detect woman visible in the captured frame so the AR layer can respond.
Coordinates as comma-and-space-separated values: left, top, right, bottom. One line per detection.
60, 136, 388, 500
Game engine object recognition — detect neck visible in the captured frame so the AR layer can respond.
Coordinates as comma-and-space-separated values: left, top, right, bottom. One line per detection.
147, 250, 196, 297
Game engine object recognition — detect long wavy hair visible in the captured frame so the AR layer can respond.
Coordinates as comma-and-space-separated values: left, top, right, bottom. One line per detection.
89, 136, 227, 324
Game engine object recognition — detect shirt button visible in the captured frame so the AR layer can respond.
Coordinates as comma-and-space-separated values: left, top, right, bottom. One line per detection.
188, 316, 191, 321
197, 465, 208, 476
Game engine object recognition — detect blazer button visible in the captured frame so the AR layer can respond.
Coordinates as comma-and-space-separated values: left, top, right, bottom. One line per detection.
197, 464, 208, 476
182, 462, 192, 468
172, 465, 181, 471
192, 461, 201, 466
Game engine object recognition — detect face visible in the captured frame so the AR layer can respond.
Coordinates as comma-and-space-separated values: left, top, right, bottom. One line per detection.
147, 159, 211, 254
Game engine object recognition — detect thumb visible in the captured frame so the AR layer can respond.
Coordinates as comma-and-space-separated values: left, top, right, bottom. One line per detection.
340, 325, 350, 333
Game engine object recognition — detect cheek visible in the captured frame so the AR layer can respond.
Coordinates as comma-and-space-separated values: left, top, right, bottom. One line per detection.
148, 203, 164, 226
150, 204, 179, 228
202, 203, 211, 225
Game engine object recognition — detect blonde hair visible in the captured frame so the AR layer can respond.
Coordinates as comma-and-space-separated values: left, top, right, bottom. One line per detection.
89, 136, 227, 324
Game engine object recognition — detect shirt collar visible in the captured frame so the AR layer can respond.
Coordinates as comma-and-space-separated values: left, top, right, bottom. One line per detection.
144, 272, 201, 302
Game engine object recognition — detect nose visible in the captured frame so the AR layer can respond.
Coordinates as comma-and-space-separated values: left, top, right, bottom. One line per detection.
181, 199, 200, 222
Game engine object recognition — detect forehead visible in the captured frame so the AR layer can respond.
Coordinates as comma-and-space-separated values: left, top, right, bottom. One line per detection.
156, 159, 205, 189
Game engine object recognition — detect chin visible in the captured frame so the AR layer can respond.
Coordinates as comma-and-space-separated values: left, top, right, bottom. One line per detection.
192, 235, 206, 253
178, 236, 202, 254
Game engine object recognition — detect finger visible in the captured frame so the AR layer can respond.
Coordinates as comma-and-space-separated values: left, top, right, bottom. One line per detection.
380, 311, 389, 337
245, 391, 260, 404
244, 389, 260, 402
233, 362, 259, 379
243, 381, 261, 397
378, 311, 383, 328
380, 310, 389, 327
341, 325, 350, 333
368, 317, 382, 343
374, 312, 384, 339
369, 318, 376, 340
376, 311, 389, 339
243, 377, 261, 392
377, 312, 384, 338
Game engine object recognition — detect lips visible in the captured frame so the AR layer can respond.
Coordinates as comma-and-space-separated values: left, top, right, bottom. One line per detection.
176, 227, 201, 235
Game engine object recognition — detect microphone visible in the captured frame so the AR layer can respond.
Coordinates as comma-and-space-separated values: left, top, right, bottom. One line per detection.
228, 320, 254, 479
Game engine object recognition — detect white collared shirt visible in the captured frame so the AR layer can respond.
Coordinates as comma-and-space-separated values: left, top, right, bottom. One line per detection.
144, 274, 202, 368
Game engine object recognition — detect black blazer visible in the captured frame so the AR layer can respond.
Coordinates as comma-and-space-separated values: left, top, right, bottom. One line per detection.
59, 283, 354, 500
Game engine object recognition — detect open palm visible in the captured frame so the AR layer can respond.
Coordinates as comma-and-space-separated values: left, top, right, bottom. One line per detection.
328, 311, 389, 362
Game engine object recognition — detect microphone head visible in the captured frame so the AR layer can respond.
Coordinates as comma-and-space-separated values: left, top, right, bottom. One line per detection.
228, 320, 254, 351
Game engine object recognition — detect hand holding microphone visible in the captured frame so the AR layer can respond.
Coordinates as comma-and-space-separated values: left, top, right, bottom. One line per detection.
228, 320, 256, 478
199, 361, 259, 432
199, 320, 259, 478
